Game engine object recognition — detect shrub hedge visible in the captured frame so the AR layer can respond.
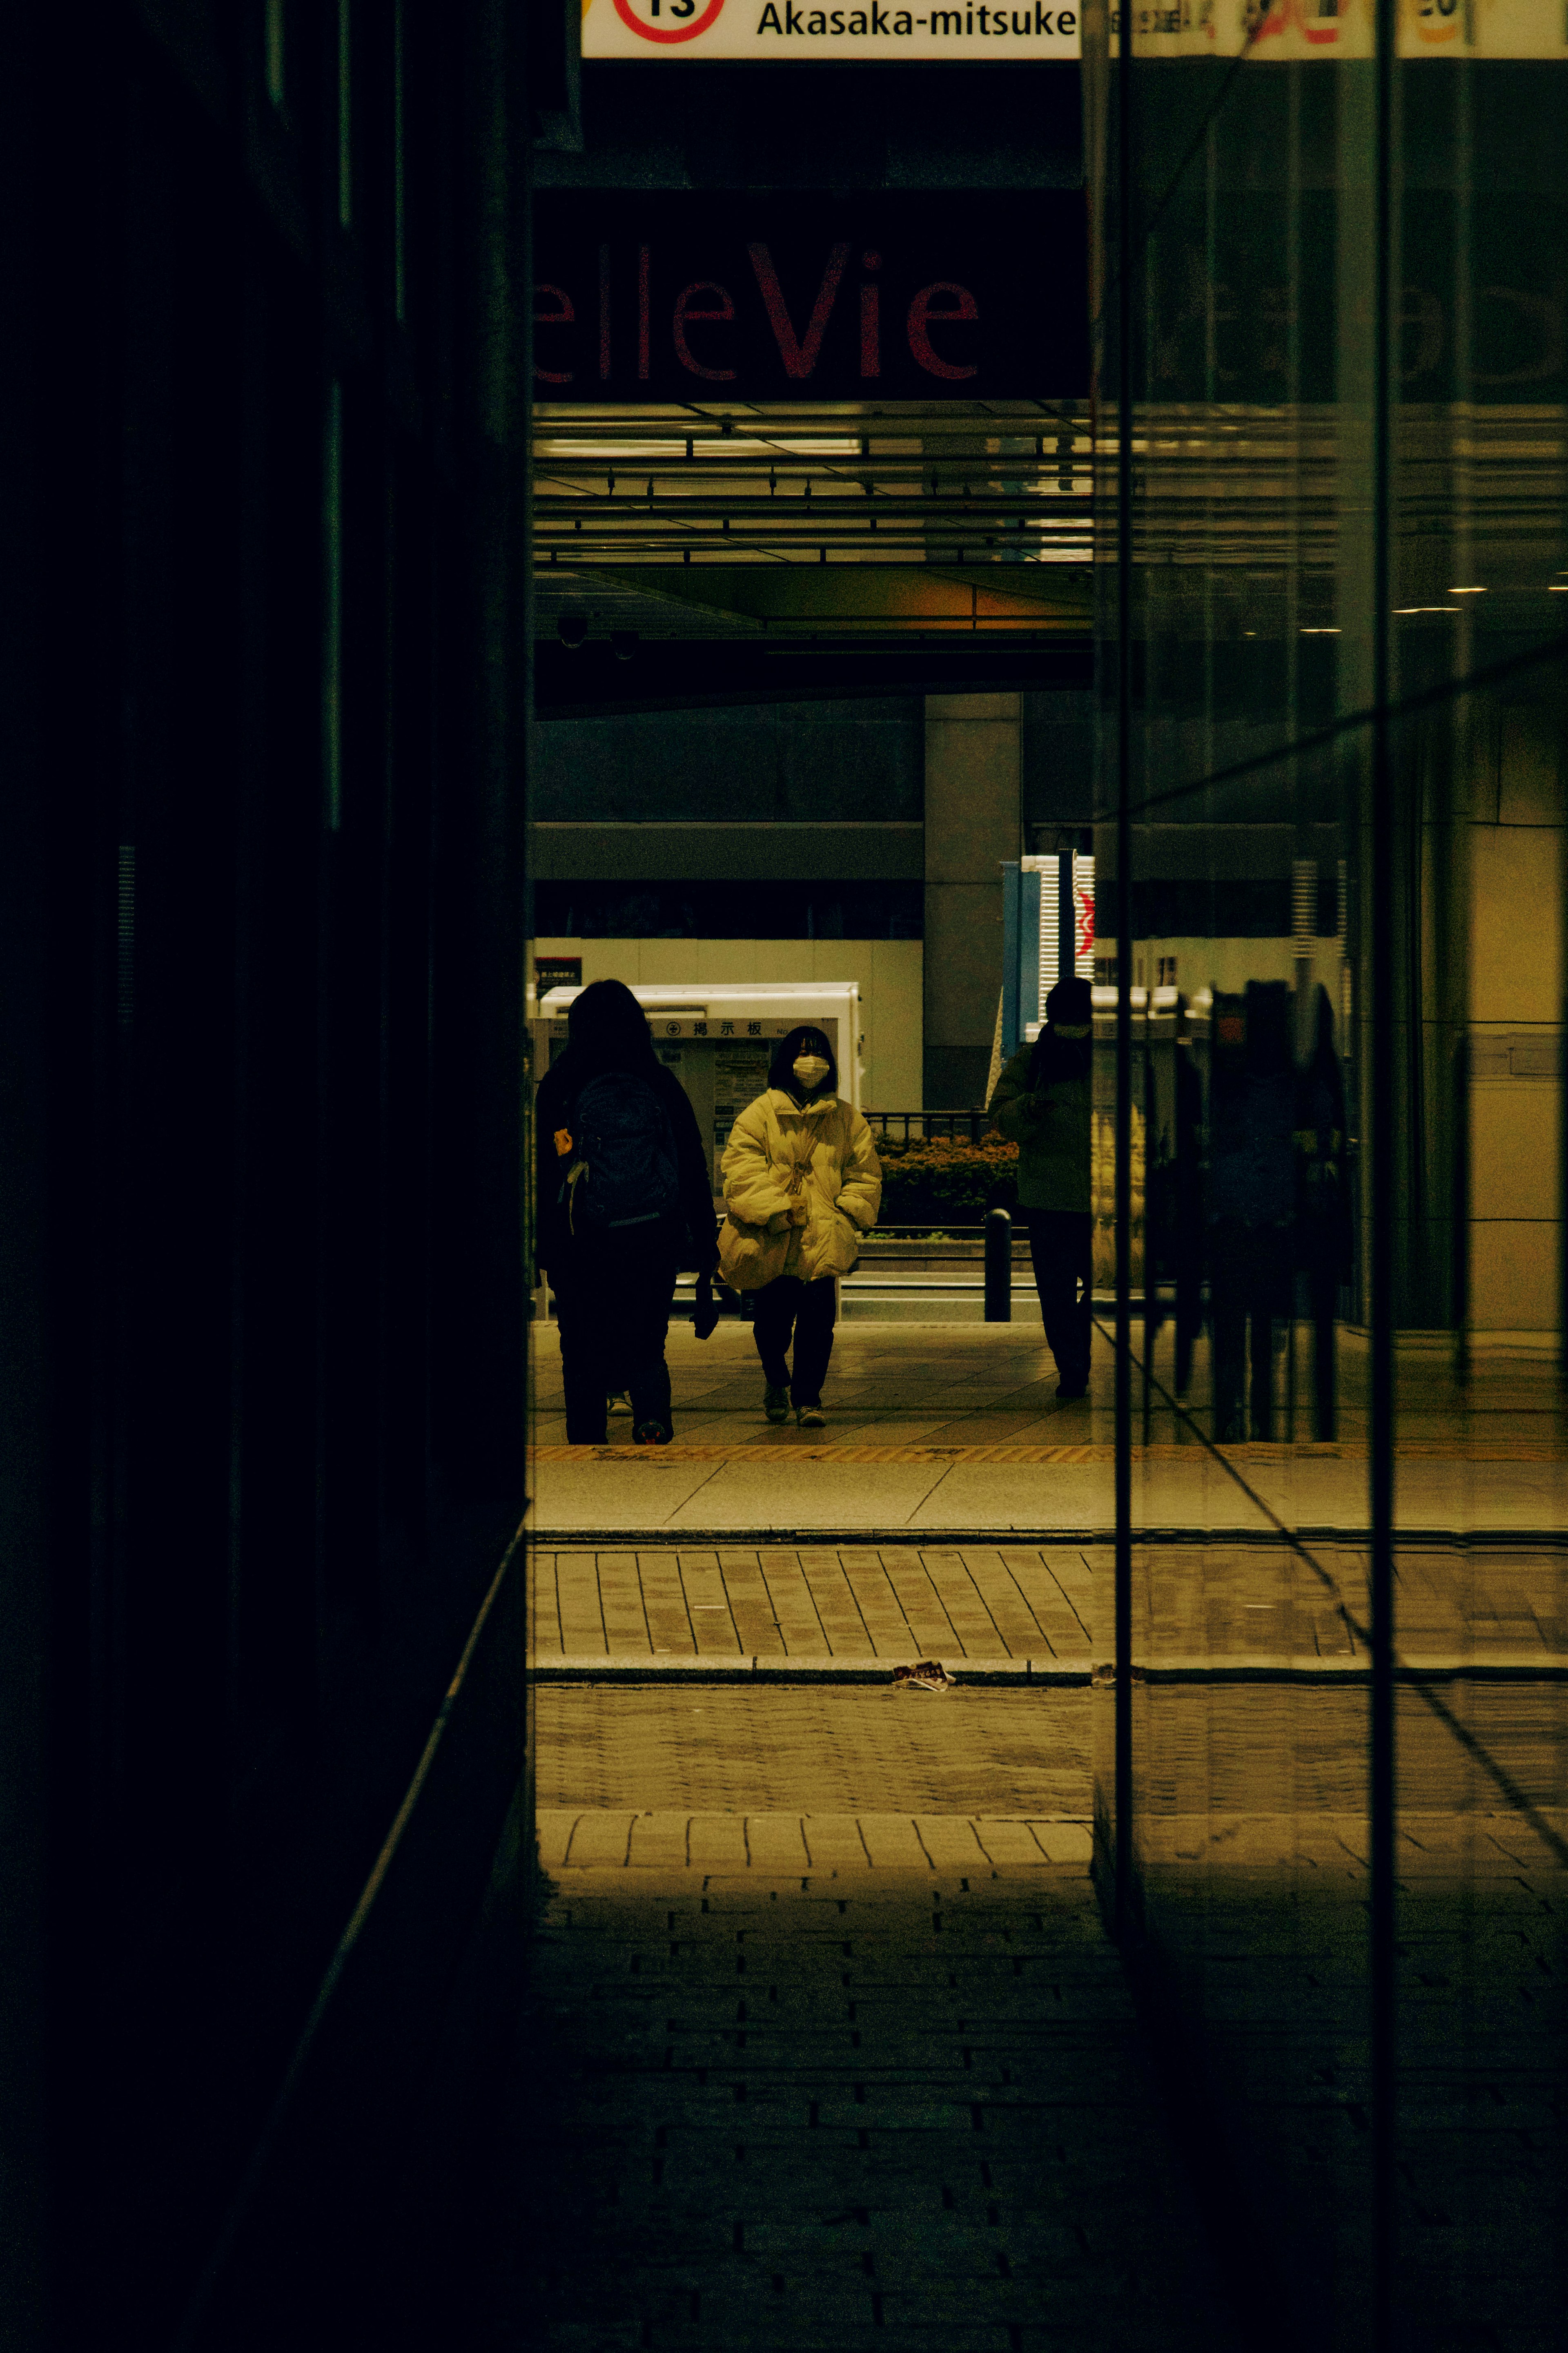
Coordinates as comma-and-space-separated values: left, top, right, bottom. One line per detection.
871, 1114, 1146, 1285
874, 1135, 1019, 1224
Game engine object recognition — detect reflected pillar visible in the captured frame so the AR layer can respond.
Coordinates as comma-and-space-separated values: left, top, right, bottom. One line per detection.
1386, 705, 1472, 1339
924, 693, 1021, 1108
1468, 690, 1566, 1344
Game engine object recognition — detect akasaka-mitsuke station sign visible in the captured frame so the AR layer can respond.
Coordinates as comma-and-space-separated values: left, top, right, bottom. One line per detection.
584, 0, 1080, 62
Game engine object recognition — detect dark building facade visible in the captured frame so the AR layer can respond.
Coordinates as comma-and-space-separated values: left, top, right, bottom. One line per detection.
1, 6, 530, 2344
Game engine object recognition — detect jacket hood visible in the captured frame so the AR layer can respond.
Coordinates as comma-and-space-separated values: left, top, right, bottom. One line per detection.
1214, 980, 1292, 1086
560, 977, 658, 1082
1045, 974, 1093, 1028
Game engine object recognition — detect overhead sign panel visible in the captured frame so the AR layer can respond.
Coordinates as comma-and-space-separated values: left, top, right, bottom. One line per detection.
534, 194, 1089, 399
583, 0, 1080, 62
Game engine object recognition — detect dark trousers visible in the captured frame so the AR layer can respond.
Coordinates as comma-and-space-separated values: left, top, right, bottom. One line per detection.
1025, 1209, 1093, 1389
552, 1233, 677, 1443
1174, 1246, 1203, 1397
1210, 1224, 1291, 1442
751, 1274, 836, 1407
1308, 1265, 1338, 1440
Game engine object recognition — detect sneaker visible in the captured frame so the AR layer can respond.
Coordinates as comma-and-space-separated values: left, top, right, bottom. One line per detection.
607, 1391, 633, 1416
795, 1404, 826, 1429
633, 1419, 672, 1445
763, 1384, 791, 1424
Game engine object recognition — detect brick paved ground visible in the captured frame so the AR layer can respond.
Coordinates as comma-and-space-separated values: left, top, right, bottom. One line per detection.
531, 1546, 1097, 1668
537, 1811, 1094, 1874
483, 1682, 1246, 2349
1130, 1537, 1567, 1672
489, 1853, 1243, 2352
531, 1686, 1092, 1821
492, 1622, 1565, 2346
1125, 1669, 1568, 2351
530, 1541, 1565, 1675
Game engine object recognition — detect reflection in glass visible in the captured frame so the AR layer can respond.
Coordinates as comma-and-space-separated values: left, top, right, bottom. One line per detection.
1085, 6, 1567, 2344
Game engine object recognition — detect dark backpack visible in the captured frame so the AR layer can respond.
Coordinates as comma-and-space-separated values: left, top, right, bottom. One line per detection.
564, 1071, 682, 1233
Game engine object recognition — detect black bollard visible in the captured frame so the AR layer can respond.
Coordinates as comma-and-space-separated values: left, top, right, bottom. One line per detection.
984, 1204, 1012, 1323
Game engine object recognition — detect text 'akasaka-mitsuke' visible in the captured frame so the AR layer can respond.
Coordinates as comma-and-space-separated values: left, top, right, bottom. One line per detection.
754, 5, 1076, 34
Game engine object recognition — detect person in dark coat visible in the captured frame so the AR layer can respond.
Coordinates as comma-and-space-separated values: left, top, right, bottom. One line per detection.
1170, 996, 1206, 1397
988, 973, 1095, 1399
1207, 981, 1296, 1442
1296, 983, 1352, 1438
535, 978, 718, 1445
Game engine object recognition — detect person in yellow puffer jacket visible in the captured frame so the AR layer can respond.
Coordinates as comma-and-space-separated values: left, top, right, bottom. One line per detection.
719, 1025, 881, 1428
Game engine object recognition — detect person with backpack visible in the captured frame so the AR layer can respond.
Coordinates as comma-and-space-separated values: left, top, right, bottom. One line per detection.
719, 1025, 881, 1428
535, 978, 719, 1445
988, 973, 1095, 1400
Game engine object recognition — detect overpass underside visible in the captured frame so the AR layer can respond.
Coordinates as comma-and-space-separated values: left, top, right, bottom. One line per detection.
532, 399, 1093, 711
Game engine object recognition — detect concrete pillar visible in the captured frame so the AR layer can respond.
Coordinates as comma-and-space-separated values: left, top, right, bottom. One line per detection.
923, 693, 1021, 1107
1468, 694, 1565, 1341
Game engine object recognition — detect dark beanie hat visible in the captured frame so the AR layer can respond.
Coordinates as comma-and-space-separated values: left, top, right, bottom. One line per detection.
1046, 975, 1093, 1026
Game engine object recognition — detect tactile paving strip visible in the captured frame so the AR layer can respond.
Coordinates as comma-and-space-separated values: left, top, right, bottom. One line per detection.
532, 1439, 1562, 1462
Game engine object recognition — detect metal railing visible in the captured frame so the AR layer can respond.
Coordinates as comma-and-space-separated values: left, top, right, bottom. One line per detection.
864, 1109, 993, 1143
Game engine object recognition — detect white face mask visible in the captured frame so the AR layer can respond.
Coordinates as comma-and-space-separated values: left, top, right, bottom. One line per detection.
793, 1054, 830, 1090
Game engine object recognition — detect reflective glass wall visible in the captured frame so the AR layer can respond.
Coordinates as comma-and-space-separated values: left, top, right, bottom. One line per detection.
1085, 3, 1567, 2344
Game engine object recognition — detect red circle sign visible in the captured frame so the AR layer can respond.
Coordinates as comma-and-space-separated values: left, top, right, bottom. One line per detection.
612, 0, 726, 41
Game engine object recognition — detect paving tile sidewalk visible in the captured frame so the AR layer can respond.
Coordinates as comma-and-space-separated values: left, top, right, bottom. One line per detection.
491, 1657, 1566, 2352
531, 1542, 1564, 1675
532, 1686, 1094, 1824
532, 1545, 1097, 1670
528, 1325, 1568, 1535
537, 1812, 1094, 1873
528, 1447, 1568, 1538
486, 1842, 1245, 2351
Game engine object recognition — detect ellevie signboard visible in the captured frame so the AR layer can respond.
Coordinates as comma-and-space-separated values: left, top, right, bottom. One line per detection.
534, 194, 1089, 400
583, 0, 1080, 62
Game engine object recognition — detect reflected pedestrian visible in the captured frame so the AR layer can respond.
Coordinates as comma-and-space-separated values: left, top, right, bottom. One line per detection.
1296, 983, 1351, 1439
1207, 982, 1295, 1442
535, 979, 718, 1445
1171, 993, 1205, 1396
989, 975, 1094, 1400
719, 1026, 881, 1429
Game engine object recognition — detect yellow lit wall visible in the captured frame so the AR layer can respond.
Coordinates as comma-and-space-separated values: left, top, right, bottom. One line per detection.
1469, 702, 1565, 1338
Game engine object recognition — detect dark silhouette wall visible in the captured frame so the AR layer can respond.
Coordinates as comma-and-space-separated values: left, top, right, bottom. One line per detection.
535, 696, 924, 823
0, 6, 529, 2346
